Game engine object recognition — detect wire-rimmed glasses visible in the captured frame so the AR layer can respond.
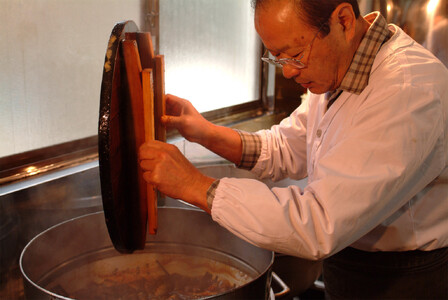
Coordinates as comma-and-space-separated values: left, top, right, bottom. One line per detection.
261, 24, 324, 69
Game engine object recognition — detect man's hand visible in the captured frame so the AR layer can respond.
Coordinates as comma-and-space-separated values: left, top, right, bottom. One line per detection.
139, 140, 215, 213
161, 94, 243, 165
162, 94, 212, 145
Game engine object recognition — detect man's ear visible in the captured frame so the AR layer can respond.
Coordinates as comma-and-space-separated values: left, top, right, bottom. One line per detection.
330, 3, 357, 42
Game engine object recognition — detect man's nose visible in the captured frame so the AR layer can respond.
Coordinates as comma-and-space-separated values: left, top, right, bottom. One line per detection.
282, 65, 300, 79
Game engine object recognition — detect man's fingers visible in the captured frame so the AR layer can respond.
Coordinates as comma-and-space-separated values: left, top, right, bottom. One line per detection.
139, 140, 166, 154
165, 94, 187, 116
142, 171, 157, 186
139, 159, 155, 171
161, 115, 183, 129
139, 142, 181, 166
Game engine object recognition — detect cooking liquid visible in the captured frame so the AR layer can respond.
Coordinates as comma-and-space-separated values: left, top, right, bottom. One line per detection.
38, 245, 255, 300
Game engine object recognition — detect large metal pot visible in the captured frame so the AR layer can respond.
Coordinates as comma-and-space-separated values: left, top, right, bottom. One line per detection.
20, 207, 277, 299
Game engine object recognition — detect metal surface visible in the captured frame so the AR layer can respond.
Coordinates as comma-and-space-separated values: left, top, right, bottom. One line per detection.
20, 208, 275, 300
146, 0, 160, 54
198, 164, 308, 190
361, 0, 448, 66
0, 165, 103, 299
271, 272, 290, 298
0, 137, 98, 188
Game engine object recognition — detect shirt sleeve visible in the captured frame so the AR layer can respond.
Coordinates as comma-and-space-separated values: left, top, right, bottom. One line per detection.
206, 179, 220, 209
206, 130, 262, 209
235, 130, 262, 170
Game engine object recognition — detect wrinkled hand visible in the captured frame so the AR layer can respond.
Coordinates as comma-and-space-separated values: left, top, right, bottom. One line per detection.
139, 140, 214, 213
161, 94, 212, 144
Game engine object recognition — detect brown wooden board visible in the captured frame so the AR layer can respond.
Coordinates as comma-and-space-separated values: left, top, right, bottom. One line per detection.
142, 69, 158, 234
98, 20, 147, 253
136, 32, 155, 69
154, 55, 166, 142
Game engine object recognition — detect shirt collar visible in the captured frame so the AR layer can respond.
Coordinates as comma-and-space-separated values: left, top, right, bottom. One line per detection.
338, 12, 392, 95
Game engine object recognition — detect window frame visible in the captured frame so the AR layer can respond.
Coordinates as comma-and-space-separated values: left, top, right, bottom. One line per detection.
0, 1, 274, 188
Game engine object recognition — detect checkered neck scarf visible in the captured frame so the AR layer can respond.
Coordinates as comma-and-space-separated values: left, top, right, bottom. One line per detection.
338, 12, 392, 94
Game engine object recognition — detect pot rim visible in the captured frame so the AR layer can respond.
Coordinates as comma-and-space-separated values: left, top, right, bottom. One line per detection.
20, 213, 85, 300
20, 209, 274, 299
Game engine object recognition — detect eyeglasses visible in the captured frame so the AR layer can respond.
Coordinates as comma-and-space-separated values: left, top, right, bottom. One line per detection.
261, 24, 324, 69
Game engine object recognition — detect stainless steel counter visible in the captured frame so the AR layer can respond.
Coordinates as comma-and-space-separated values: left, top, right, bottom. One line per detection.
0, 112, 321, 299
0, 164, 104, 299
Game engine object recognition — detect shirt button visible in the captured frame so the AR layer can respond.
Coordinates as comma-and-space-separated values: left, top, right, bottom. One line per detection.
316, 129, 322, 138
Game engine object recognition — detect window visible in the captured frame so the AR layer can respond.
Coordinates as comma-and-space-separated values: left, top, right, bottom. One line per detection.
158, 0, 262, 112
0, 0, 263, 159
1, 0, 271, 187
0, 0, 145, 158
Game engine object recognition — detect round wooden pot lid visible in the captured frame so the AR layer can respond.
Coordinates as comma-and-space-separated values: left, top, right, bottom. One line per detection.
98, 20, 147, 253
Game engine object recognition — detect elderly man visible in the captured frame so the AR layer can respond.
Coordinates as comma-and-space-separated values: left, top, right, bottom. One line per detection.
140, 0, 448, 298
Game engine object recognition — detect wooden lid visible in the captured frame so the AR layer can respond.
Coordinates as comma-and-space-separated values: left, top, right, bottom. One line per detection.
98, 20, 147, 253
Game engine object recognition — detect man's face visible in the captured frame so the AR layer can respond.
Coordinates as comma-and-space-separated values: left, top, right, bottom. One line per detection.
255, 0, 352, 94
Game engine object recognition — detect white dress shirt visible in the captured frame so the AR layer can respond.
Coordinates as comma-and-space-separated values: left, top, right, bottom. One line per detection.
211, 23, 448, 260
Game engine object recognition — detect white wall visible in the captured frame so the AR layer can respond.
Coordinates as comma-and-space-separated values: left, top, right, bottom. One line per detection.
0, 0, 144, 157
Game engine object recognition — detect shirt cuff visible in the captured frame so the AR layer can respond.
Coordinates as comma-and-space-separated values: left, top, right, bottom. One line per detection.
206, 179, 220, 209
235, 130, 262, 170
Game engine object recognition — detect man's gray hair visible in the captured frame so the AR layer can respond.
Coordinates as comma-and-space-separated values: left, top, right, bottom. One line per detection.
252, 0, 361, 36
